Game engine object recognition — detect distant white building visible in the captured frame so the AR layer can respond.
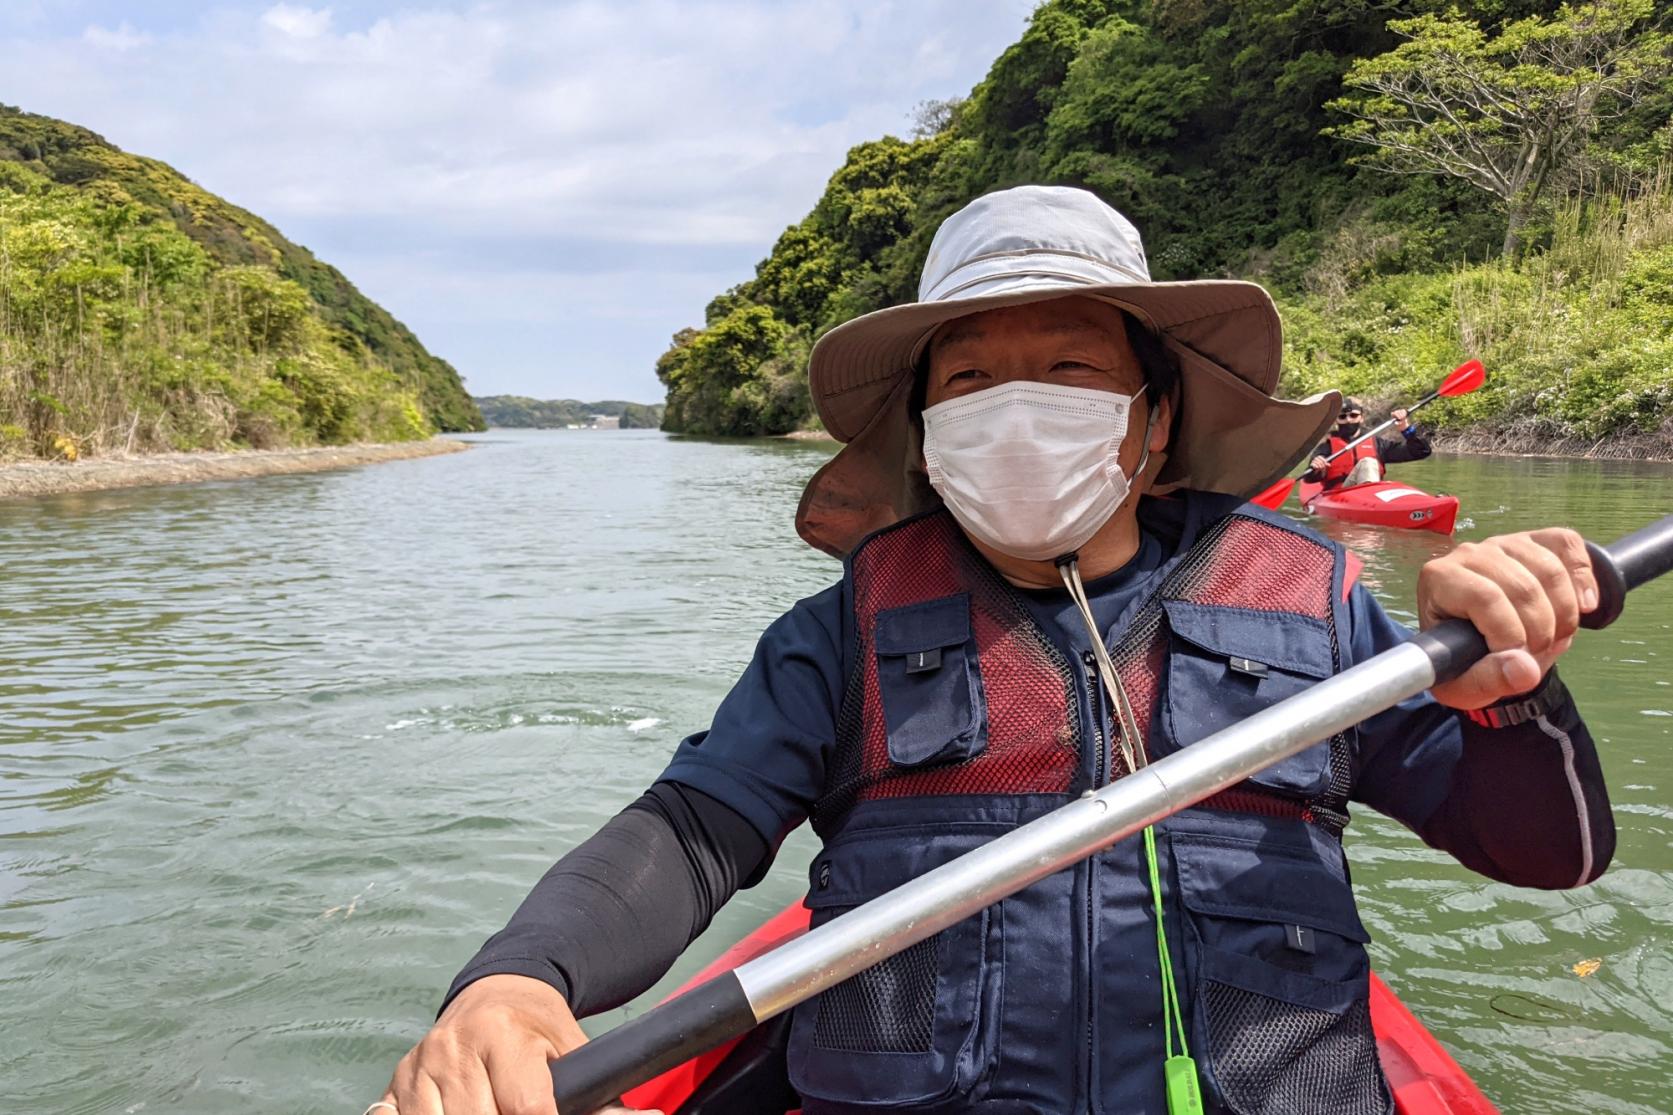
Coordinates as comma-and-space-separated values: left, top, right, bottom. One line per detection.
589, 415, 621, 430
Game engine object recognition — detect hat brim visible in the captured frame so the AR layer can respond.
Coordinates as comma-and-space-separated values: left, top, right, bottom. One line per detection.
810, 278, 1285, 441
796, 279, 1339, 557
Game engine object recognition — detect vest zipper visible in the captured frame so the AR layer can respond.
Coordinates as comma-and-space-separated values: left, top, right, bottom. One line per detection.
1081, 648, 1104, 1108
1082, 649, 1106, 786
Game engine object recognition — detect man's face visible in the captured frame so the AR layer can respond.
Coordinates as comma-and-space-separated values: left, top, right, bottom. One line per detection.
1337, 406, 1363, 437
922, 296, 1167, 503
924, 296, 1147, 408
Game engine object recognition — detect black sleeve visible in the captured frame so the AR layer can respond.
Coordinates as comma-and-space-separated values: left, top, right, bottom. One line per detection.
439, 781, 769, 1018
1377, 424, 1433, 464
1415, 676, 1615, 890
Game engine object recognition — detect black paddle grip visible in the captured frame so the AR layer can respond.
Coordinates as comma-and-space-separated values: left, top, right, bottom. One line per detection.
1417, 513, 1673, 682
550, 971, 756, 1114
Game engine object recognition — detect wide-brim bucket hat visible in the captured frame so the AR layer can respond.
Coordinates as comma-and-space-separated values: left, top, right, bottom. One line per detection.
796, 185, 1339, 557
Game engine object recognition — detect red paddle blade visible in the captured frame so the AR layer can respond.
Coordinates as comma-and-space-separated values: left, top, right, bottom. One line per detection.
1251, 476, 1294, 510
1439, 359, 1485, 396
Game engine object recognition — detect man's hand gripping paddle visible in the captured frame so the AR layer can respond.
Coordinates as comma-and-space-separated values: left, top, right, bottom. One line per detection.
549, 508, 1671, 1115
1252, 359, 1486, 511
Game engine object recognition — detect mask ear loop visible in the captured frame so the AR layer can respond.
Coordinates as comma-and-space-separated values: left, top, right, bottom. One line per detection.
1127, 389, 1160, 493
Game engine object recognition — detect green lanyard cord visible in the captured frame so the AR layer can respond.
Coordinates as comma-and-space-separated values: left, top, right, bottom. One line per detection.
1060, 557, 1201, 1113
1144, 823, 1190, 1059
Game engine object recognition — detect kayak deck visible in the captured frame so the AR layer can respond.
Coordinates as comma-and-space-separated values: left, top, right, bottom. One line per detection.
621, 903, 1498, 1115
1300, 479, 1460, 535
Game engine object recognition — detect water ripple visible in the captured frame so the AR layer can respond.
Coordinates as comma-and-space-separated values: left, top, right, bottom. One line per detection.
2, 434, 1669, 1113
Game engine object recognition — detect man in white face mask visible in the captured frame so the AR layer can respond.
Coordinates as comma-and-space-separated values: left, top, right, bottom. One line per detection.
382, 187, 1614, 1115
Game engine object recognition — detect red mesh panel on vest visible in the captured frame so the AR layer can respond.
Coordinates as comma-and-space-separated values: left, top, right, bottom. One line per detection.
820, 509, 1346, 836
815, 515, 1079, 830
1114, 514, 1340, 827
1177, 518, 1334, 621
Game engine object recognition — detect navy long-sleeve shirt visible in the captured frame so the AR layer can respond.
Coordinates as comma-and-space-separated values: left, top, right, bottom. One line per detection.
446, 513, 1612, 1018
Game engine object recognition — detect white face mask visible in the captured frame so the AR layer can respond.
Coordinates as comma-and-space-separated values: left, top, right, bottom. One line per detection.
922, 381, 1153, 562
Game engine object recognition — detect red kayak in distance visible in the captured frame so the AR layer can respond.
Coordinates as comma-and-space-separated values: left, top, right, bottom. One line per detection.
1300, 479, 1460, 535
619, 902, 1500, 1115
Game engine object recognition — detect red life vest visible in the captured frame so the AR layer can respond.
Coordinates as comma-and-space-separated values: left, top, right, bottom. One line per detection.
1322, 434, 1382, 487
813, 504, 1352, 835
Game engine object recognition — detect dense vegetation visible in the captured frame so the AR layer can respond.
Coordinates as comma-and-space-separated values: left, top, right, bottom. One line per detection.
475, 396, 665, 428
658, 0, 1673, 449
0, 105, 482, 460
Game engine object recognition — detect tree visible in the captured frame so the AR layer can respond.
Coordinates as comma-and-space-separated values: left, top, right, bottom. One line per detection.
1327, 1, 1672, 257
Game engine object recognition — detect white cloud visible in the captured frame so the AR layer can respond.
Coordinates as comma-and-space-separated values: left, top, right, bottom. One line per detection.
260, 4, 333, 39
2, 1, 1032, 397
82, 22, 151, 51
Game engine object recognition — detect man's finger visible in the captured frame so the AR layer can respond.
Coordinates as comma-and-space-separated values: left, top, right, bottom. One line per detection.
1419, 561, 1526, 652
1462, 540, 1557, 655
389, 1055, 438, 1115
486, 1039, 561, 1115
1432, 648, 1543, 710
1530, 527, 1600, 614
1495, 534, 1579, 645
395, 1071, 447, 1115
436, 1056, 500, 1115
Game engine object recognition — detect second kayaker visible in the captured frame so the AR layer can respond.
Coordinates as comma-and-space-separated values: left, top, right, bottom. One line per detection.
1302, 395, 1434, 490
374, 186, 1612, 1115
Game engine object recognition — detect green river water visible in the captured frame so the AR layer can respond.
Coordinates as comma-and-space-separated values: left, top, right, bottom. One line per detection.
1, 429, 1670, 1114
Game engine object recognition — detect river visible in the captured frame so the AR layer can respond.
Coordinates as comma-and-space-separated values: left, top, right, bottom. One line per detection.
1, 429, 1669, 1114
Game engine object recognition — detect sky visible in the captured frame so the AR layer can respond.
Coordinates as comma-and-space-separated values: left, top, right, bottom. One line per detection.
1, 1, 1036, 402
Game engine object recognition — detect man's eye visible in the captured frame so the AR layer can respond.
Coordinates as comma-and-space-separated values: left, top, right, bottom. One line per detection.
1052, 360, 1095, 372
947, 369, 986, 382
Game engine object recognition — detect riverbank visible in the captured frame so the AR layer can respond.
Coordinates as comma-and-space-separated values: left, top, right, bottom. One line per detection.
0, 438, 468, 500
779, 422, 1673, 461
1432, 420, 1673, 462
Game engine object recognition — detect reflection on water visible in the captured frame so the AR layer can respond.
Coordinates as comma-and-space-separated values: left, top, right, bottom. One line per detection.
0, 433, 1669, 1114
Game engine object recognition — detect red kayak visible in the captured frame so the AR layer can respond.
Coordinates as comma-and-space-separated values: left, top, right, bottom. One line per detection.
621, 902, 1498, 1114
1300, 479, 1460, 535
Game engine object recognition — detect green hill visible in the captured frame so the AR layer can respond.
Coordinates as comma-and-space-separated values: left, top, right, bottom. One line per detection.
657, 0, 1673, 450
0, 104, 483, 460
475, 396, 665, 428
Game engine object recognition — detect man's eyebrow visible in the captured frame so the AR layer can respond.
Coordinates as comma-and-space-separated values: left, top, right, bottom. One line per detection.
932, 323, 985, 349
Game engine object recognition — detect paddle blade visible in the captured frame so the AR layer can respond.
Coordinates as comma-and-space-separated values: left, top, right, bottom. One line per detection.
1250, 477, 1294, 510
1439, 359, 1485, 397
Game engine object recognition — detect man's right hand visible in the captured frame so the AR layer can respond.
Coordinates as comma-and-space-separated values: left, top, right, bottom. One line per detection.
1310, 455, 1329, 473
376, 974, 661, 1115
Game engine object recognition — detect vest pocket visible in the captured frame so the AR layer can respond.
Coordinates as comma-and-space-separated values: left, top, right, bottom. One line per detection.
1172, 831, 1391, 1115
789, 834, 1004, 1111
1193, 946, 1389, 1115
1159, 599, 1334, 797
873, 594, 988, 769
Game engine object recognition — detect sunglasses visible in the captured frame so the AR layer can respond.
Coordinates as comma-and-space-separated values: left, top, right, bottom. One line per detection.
1340, 411, 1362, 419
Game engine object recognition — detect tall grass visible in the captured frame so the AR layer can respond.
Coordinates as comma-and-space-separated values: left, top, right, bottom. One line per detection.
1282, 166, 1673, 446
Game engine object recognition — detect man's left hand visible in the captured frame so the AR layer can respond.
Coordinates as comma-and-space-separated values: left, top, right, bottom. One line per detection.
1418, 529, 1599, 710
1392, 407, 1410, 427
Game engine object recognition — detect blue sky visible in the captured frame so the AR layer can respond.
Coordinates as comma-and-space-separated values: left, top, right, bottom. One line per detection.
2, 2, 1035, 402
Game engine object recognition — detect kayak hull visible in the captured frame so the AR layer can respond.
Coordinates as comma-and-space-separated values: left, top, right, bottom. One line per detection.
1300, 479, 1459, 535
621, 903, 1499, 1115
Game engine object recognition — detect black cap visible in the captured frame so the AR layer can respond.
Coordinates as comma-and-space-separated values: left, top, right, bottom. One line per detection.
1339, 396, 1365, 416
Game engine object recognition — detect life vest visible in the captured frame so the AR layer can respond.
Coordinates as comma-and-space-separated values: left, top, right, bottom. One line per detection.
1322, 433, 1382, 488
790, 497, 1391, 1115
